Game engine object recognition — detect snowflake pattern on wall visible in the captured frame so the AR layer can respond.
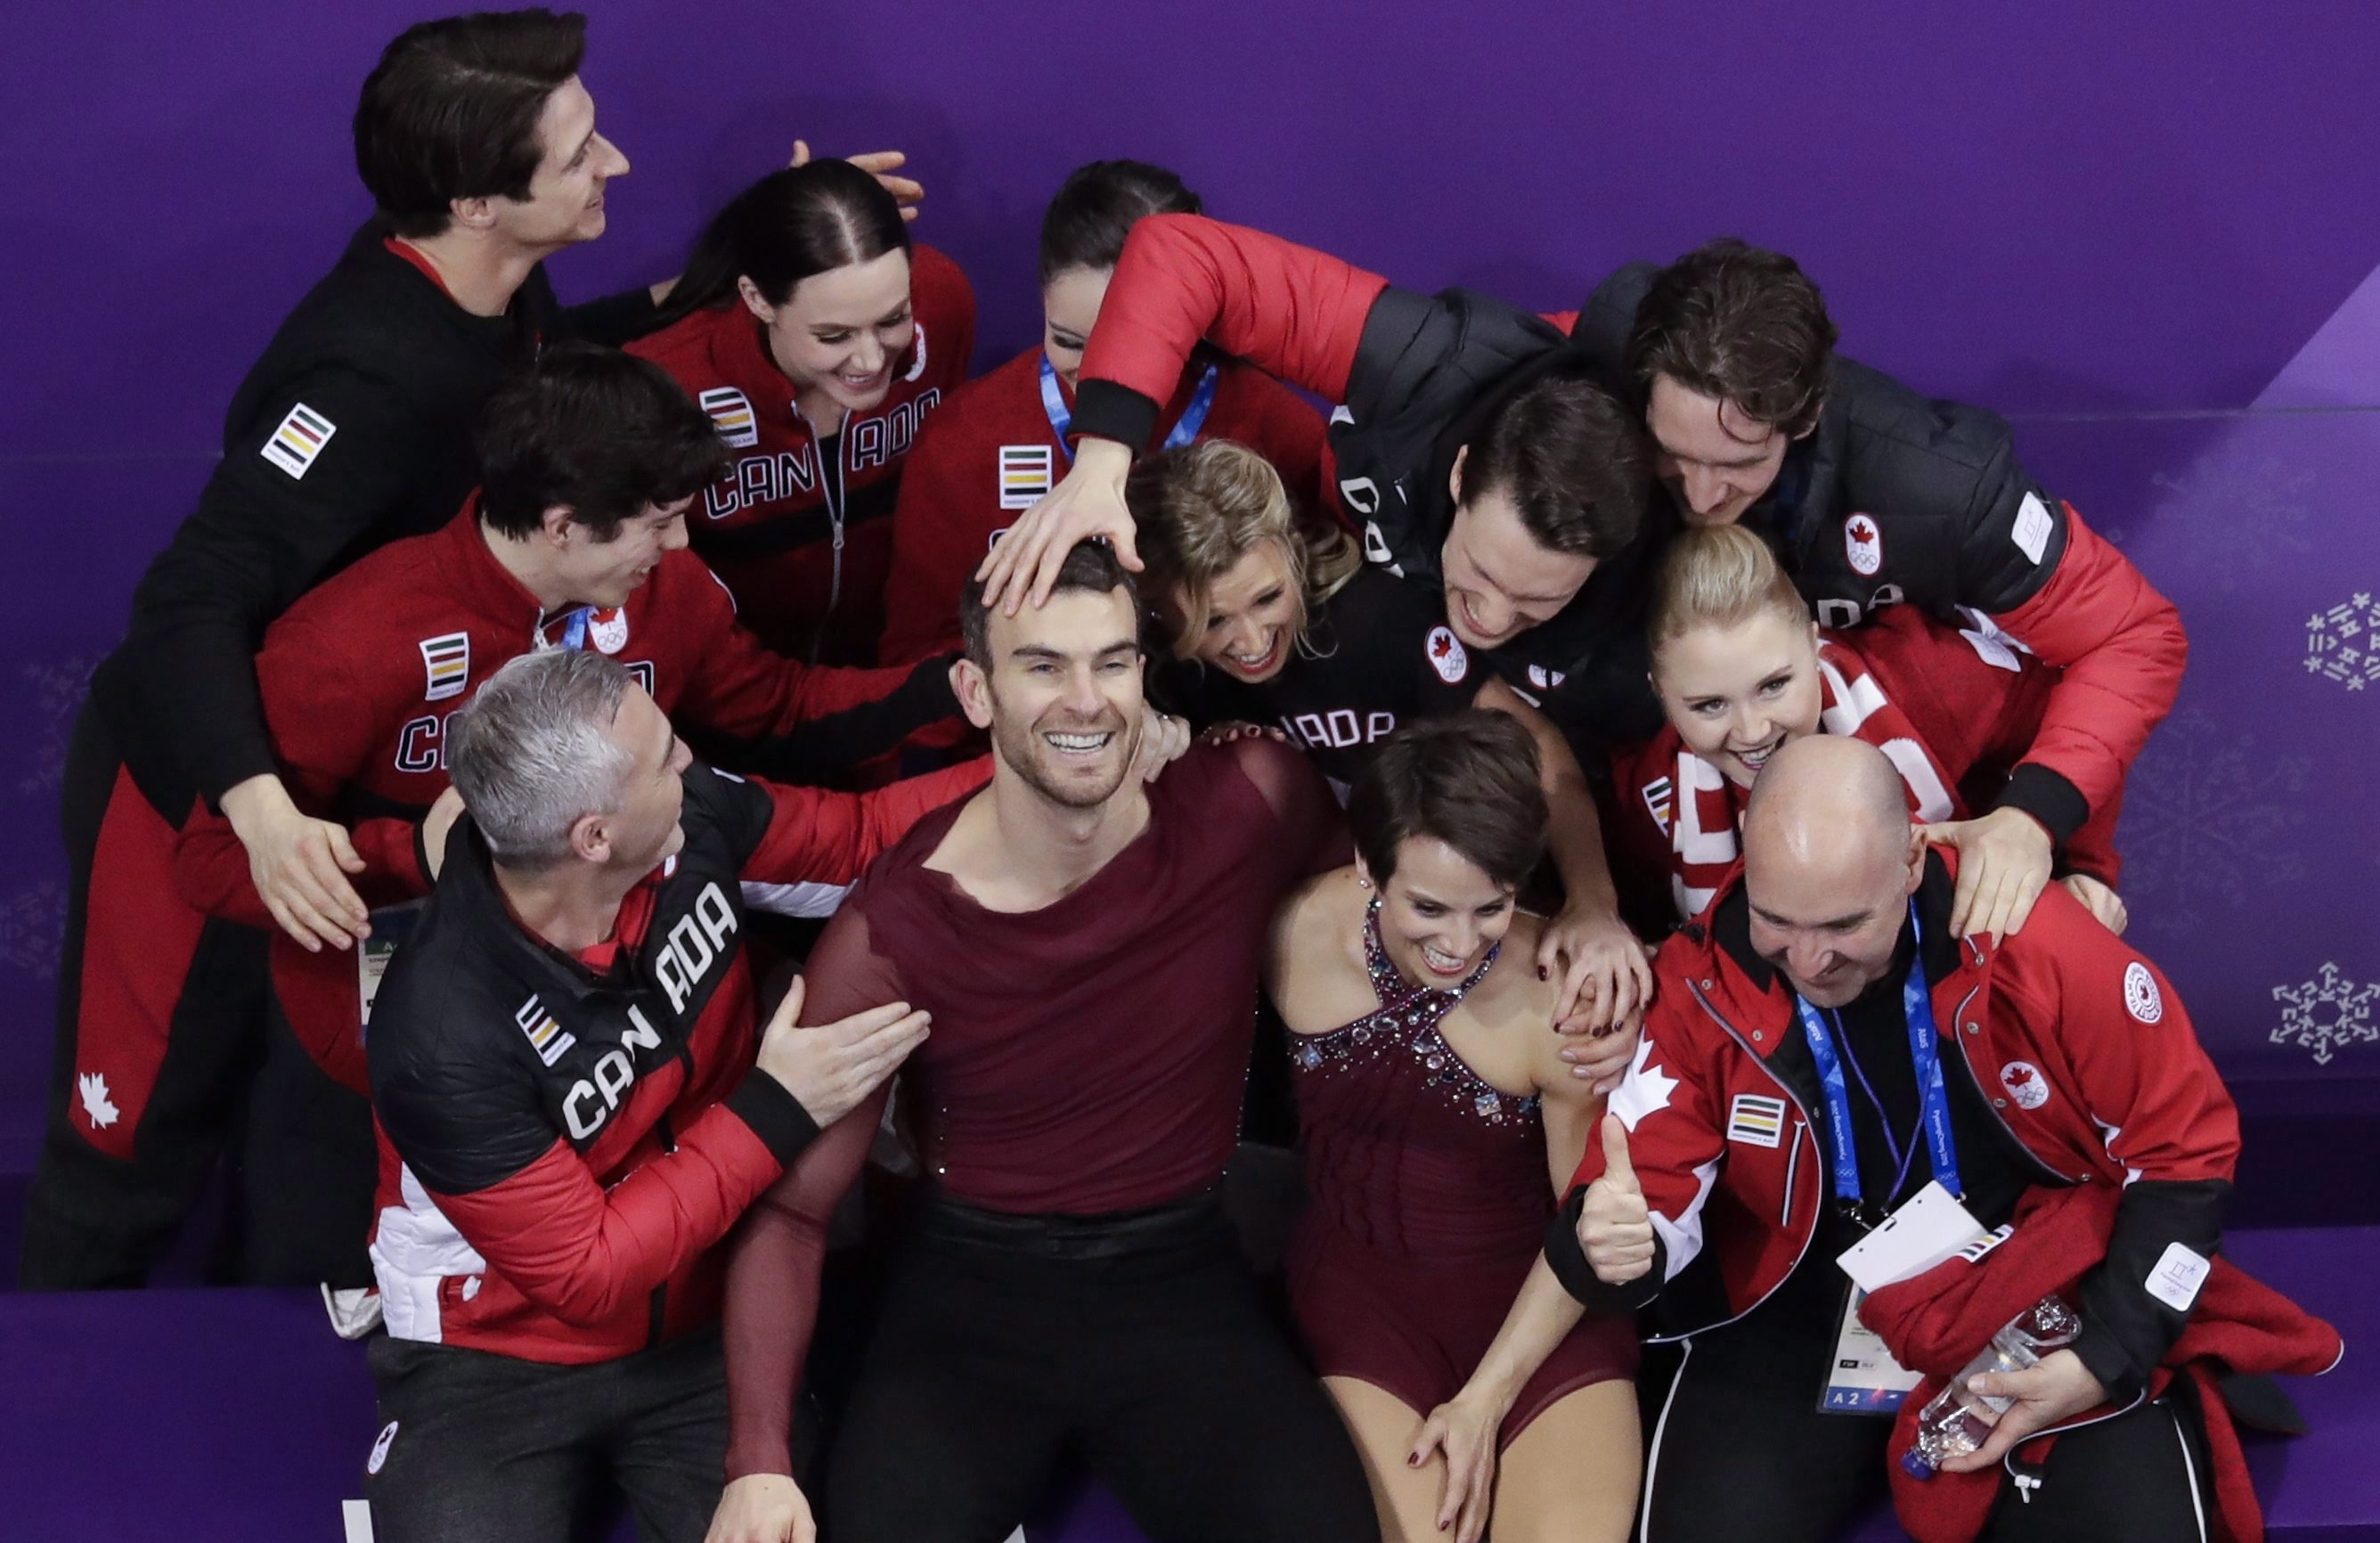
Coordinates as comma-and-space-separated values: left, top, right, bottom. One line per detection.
2143, 458, 2316, 592
0, 881, 66, 982
2304, 592, 2380, 692
19, 654, 97, 795
2270, 963, 2380, 1066
2117, 706, 2311, 934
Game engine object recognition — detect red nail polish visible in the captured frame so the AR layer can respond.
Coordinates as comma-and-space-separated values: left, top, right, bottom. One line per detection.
1537, 965, 1548, 980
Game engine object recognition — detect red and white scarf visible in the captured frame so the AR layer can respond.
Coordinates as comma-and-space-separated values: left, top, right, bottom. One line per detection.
1660, 641, 1960, 919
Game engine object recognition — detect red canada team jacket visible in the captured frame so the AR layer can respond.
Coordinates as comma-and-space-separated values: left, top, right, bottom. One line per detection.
1606, 604, 2124, 923
630, 244, 975, 665
1551, 855, 2238, 1404
876, 344, 1330, 665
174, 503, 961, 1091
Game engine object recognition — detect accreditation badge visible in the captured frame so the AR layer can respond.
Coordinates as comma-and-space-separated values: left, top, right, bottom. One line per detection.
357, 901, 427, 1034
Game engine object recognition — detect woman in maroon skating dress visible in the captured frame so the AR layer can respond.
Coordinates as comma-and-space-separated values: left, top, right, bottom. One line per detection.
1267, 712, 1641, 1543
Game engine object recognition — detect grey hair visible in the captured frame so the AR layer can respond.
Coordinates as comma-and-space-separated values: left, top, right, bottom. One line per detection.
446, 649, 638, 871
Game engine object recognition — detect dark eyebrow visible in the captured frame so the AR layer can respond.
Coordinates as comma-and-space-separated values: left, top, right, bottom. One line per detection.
1007, 640, 1138, 663
1652, 430, 1772, 469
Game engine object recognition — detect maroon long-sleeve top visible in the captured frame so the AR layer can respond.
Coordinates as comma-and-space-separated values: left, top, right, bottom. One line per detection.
717, 737, 1341, 1479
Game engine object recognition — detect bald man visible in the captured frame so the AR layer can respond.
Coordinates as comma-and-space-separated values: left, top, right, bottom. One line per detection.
1545, 737, 2258, 1541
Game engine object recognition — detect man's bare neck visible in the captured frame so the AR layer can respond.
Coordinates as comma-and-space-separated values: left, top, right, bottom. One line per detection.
479, 522, 576, 614
397, 228, 551, 321
927, 772, 1152, 914
493, 858, 640, 957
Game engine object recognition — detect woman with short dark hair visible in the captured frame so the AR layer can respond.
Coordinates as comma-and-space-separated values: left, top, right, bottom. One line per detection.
1267, 713, 1642, 1543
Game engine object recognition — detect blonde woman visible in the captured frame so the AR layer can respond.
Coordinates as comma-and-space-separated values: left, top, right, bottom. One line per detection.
1134, 439, 1651, 1038
1610, 524, 2127, 932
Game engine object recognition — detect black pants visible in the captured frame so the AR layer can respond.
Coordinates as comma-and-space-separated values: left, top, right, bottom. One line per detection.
1640, 1260, 2213, 1542
366, 1327, 742, 1543
824, 1192, 1380, 1543
20, 704, 268, 1288
230, 995, 378, 1286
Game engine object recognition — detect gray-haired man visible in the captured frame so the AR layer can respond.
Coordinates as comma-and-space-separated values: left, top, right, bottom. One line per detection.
359, 649, 981, 1542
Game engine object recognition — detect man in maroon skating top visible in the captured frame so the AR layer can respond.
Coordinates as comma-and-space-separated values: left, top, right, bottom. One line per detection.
705, 541, 1380, 1543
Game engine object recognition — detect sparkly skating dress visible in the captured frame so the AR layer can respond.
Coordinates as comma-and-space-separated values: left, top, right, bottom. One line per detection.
1284, 903, 1638, 1445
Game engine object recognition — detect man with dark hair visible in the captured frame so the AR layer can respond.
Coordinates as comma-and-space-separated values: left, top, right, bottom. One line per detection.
360, 648, 957, 1542
1574, 238, 2188, 941
706, 541, 1381, 1543
974, 213, 1659, 1033
25, 5, 913, 1289
1548, 737, 2331, 1543
167, 343, 974, 1293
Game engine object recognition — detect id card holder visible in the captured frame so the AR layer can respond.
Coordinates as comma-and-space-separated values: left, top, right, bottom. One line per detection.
1817, 1283, 1922, 1415
357, 900, 427, 1040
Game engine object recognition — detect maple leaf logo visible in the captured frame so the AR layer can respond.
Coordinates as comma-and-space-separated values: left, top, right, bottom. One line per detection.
1850, 518, 1876, 543
77, 1072, 119, 1129
2004, 1065, 2035, 1087
1430, 633, 1451, 658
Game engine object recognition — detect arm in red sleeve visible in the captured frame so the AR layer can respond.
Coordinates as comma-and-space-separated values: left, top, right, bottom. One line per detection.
2001, 889, 2235, 1398
733, 758, 988, 902
377, 1011, 820, 1329
663, 558, 960, 778
177, 608, 435, 923
722, 904, 909, 1479
1971, 504, 2187, 839
428, 1094, 807, 1329
1072, 216, 1388, 453
175, 806, 428, 925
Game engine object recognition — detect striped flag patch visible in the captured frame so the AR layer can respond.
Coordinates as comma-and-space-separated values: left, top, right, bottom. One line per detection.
515, 994, 575, 1067
260, 403, 337, 479
1642, 775, 1675, 836
699, 387, 758, 449
1727, 1092, 1787, 1147
998, 445, 1054, 510
419, 633, 470, 701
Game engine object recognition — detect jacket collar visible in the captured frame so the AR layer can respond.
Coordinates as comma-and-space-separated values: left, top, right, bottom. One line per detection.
437, 496, 599, 648
708, 299, 923, 427
1696, 848, 1970, 1044
438, 815, 649, 1009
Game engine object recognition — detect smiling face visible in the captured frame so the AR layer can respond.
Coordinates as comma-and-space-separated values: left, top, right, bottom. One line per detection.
744, 248, 916, 419
1645, 374, 1798, 527
486, 76, 629, 250
1439, 484, 1599, 650
1041, 265, 1112, 394
1653, 608, 1824, 788
961, 584, 1145, 810
1369, 835, 1520, 985
1168, 538, 1300, 683
546, 496, 695, 610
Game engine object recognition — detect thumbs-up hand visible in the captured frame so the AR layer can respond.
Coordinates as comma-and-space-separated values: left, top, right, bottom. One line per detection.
1578, 1114, 1655, 1285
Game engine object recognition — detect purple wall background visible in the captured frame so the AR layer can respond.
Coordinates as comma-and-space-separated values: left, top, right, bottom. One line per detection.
4, 1, 2377, 1165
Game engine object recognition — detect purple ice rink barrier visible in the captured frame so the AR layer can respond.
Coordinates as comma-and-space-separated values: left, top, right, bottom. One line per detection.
2, 1227, 2367, 1539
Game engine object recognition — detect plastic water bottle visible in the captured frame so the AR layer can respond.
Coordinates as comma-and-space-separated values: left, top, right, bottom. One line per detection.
1901, 1294, 2082, 1479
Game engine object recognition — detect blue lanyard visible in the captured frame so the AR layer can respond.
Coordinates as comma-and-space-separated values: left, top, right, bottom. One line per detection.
1790, 903, 1961, 1221
1039, 355, 1219, 463
550, 608, 591, 651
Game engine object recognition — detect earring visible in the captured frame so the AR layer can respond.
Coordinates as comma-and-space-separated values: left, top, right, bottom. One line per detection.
1357, 876, 1370, 889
